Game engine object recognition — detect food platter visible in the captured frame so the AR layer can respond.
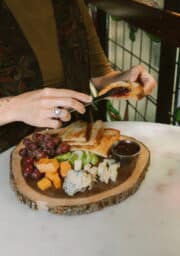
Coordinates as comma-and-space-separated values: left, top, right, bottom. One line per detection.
10, 121, 150, 215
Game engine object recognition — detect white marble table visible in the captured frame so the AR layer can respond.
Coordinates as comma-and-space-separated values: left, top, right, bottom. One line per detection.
0, 121, 180, 256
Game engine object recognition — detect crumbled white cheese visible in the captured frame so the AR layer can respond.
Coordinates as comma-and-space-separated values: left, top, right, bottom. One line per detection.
84, 163, 92, 172
103, 158, 116, 166
74, 160, 82, 171
98, 161, 107, 177
63, 170, 93, 196
99, 168, 111, 184
109, 163, 120, 182
98, 159, 120, 184
86, 166, 98, 181
98, 161, 109, 183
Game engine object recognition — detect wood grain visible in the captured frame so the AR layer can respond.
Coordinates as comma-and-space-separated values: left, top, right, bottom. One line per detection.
10, 133, 150, 215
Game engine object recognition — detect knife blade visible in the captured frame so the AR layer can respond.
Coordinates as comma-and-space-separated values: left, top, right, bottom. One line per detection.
69, 93, 107, 113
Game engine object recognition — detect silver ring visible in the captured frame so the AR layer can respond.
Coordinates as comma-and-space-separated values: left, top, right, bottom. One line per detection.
53, 107, 62, 117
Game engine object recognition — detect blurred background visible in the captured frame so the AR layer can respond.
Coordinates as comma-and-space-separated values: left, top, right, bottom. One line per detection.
88, 0, 180, 125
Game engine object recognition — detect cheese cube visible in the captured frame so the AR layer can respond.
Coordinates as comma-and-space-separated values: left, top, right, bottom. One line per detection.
37, 178, 52, 191
46, 172, 62, 189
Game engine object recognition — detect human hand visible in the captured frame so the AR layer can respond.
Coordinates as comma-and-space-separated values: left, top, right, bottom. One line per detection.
119, 65, 157, 96
11, 88, 92, 128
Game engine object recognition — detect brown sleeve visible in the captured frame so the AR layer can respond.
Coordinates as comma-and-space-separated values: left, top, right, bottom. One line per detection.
79, 0, 113, 78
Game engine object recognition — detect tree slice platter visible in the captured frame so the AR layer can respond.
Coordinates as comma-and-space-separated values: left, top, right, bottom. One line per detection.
10, 134, 150, 215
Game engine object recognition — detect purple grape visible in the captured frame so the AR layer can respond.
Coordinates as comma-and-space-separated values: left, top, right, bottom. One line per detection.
23, 171, 30, 178
23, 138, 32, 147
44, 134, 52, 143
55, 145, 63, 155
55, 143, 70, 155
60, 143, 70, 153
52, 136, 60, 146
45, 149, 55, 157
23, 164, 33, 178
27, 142, 38, 151
26, 149, 34, 157
24, 157, 34, 165
32, 133, 45, 142
34, 149, 48, 160
46, 140, 56, 150
31, 168, 43, 180
19, 148, 28, 157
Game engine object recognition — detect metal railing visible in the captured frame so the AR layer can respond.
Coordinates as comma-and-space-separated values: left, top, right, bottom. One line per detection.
88, 0, 180, 124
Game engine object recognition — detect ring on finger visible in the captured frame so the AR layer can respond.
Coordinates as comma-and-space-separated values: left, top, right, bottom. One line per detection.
53, 107, 62, 117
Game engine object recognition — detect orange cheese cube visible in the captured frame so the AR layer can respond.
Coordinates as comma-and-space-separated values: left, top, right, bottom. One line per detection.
35, 158, 59, 173
46, 172, 62, 189
37, 177, 52, 191
60, 161, 72, 177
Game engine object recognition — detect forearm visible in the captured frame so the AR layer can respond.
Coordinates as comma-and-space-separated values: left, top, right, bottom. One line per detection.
0, 96, 17, 126
91, 70, 122, 90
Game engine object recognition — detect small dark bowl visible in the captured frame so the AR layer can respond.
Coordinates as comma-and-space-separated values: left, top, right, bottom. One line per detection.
110, 140, 141, 166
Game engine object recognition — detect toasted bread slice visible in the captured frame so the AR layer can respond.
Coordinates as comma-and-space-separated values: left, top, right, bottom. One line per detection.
68, 120, 104, 146
98, 81, 144, 100
71, 128, 120, 157
60, 120, 88, 142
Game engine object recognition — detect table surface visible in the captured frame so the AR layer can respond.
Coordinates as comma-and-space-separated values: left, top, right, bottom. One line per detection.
0, 121, 180, 256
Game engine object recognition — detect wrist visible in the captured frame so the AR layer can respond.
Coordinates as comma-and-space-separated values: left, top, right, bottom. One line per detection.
92, 70, 121, 89
0, 96, 19, 124
8, 96, 23, 122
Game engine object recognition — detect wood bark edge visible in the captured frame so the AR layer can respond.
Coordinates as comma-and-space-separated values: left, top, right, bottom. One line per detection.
10, 155, 150, 215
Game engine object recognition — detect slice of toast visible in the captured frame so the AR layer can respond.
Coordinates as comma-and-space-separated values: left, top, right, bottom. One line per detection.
67, 120, 104, 146
98, 81, 144, 100
60, 120, 88, 143
71, 128, 120, 157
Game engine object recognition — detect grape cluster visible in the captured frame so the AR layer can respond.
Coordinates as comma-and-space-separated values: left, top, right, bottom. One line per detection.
19, 133, 70, 180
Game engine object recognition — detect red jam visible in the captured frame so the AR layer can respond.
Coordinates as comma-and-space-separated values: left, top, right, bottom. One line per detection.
112, 140, 140, 156
108, 87, 131, 97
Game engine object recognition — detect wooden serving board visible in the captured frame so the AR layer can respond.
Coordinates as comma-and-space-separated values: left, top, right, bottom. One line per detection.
10, 135, 150, 215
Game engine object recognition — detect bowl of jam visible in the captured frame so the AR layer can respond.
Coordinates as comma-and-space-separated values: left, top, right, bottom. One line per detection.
110, 140, 141, 165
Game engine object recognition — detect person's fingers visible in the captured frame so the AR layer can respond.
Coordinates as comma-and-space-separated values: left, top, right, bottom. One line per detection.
127, 65, 157, 95
56, 108, 71, 122
45, 108, 71, 122
42, 118, 62, 129
128, 65, 141, 82
128, 65, 149, 83
143, 78, 157, 95
42, 88, 92, 103
140, 70, 157, 95
42, 97, 86, 114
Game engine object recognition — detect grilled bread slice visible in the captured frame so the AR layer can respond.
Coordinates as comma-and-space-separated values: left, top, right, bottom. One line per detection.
60, 120, 88, 143
98, 81, 144, 100
67, 120, 104, 146
71, 128, 120, 157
